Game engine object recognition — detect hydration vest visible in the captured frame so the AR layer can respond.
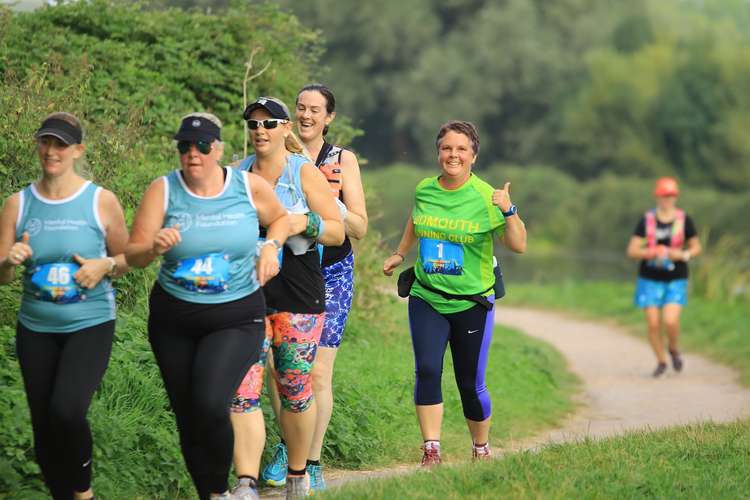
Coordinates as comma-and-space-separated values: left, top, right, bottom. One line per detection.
645, 208, 685, 249
315, 143, 344, 198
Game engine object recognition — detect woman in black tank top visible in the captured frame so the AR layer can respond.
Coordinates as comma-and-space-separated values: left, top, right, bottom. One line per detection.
283, 84, 368, 492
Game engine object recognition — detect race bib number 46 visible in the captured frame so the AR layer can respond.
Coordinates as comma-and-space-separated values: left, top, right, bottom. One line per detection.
31, 262, 84, 304
419, 238, 464, 275
174, 253, 230, 293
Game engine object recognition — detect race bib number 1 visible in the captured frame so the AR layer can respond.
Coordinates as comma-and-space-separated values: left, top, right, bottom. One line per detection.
174, 253, 230, 293
419, 238, 464, 275
31, 262, 84, 303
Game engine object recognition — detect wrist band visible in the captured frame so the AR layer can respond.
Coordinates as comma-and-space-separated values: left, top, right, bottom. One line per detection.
106, 256, 117, 277
303, 212, 322, 239
392, 251, 405, 261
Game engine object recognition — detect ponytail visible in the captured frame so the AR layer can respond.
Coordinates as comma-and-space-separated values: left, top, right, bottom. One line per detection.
285, 131, 311, 160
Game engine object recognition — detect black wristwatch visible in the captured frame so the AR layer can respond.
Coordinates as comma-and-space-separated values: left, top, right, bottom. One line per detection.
502, 204, 518, 218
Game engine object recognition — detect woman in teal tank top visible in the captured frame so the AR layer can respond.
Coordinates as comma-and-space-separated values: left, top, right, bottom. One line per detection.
126, 113, 289, 500
0, 113, 129, 500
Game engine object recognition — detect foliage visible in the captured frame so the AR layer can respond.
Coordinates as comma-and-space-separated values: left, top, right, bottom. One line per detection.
279, 0, 750, 191
363, 163, 750, 259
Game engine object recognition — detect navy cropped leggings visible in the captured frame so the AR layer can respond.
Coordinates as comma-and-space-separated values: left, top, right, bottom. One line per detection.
408, 295, 494, 421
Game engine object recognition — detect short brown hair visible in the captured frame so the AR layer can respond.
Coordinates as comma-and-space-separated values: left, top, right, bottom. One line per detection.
435, 120, 480, 155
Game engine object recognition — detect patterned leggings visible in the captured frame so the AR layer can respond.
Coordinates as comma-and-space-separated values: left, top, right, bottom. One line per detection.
232, 312, 324, 413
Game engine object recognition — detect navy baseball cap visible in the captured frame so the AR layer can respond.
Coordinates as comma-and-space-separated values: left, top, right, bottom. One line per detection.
174, 115, 221, 142
243, 96, 291, 121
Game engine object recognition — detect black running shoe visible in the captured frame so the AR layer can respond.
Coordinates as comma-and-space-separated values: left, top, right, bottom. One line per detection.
669, 350, 684, 372
653, 362, 667, 378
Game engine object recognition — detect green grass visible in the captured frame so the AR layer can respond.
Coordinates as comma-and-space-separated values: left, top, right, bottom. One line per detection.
324, 297, 579, 468
502, 281, 750, 385
0, 234, 578, 498
323, 420, 750, 499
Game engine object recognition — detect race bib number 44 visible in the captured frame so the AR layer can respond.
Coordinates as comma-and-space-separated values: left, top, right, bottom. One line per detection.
174, 253, 230, 293
31, 262, 84, 303
420, 238, 464, 275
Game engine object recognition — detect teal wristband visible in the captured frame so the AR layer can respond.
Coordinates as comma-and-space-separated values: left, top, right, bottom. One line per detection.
304, 212, 322, 239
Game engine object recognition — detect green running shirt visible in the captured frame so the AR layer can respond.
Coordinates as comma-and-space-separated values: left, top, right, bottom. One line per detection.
411, 174, 506, 314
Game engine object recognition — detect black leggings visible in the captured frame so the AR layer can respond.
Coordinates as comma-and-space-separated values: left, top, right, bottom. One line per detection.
16, 320, 115, 500
408, 295, 494, 421
148, 284, 266, 499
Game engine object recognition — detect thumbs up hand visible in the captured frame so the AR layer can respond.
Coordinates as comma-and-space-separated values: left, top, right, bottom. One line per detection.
153, 223, 182, 255
492, 182, 513, 213
6, 232, 33, 266
72, 253, 112, 289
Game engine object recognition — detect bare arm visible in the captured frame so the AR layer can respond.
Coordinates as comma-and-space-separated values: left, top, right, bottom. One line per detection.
0, 193, 25, 285
627, 235, 648, 260
383, 216, 417, 276
493, 182, 526, 254
247, 172, 290, 285
339, 150, 368, 240
126, 178, 176, 268
72, 189, 131, 289
299, 163, 345, 246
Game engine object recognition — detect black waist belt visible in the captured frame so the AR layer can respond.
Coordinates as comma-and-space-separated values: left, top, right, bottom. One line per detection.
397, 266, 502, 311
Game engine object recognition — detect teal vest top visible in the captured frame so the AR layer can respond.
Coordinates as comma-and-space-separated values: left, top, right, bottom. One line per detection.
16, 181, 115, 333
157, 167, 260, 303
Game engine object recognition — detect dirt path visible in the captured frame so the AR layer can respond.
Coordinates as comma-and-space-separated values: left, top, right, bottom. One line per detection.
262, 306, 750, 496
494, 306, 750, 449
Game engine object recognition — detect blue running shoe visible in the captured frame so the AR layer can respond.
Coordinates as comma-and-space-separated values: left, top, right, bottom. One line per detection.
307, 463, 326, 493
261, 442, 288, 487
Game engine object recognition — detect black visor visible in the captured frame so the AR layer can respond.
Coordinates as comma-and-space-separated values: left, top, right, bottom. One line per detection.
35, 118, 83, 145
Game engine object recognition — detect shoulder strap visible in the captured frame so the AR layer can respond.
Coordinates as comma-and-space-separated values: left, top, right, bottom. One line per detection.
238, 155, 254, 172
314, 142, 335, 168
645, 209, 657, 249
670, 209, 686, 248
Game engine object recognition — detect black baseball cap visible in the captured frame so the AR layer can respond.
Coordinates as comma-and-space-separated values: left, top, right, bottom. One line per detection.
174, 115, 221, 142
243, 96, 291, 121
35, 117, 83, 145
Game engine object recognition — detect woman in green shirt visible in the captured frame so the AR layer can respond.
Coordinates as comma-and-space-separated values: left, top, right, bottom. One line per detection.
383, 120, 526, 466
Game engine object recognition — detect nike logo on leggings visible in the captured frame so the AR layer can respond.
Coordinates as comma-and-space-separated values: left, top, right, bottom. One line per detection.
467, 329, 479, 334
82, 459, 91, 468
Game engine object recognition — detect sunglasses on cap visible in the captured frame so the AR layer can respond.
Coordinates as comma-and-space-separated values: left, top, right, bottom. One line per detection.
177, 140, 212, 155
247, 119, 288, 130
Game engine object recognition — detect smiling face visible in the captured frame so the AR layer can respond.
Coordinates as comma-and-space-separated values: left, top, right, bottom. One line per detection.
250, 108, 291, 156
295, 90, 334, 142
437, 130, 476, 181
37, 136, 84, 177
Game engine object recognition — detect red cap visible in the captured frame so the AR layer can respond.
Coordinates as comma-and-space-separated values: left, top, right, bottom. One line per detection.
654, 177, 679, 197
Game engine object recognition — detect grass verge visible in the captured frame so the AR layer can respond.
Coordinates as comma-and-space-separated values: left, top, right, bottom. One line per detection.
322, 420, 750, 499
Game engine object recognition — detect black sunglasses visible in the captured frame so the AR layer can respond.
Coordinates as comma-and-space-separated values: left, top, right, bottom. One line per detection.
177, 140, 212, 155
247, 119, 288, 130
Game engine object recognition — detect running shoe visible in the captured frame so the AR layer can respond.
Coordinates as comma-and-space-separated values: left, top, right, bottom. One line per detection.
230, 477, 260, 500
420, 444, 441, 468
472, 442, 492, 460
209, 492, 231, 500
653, 362, 668, 378
669, 350, 684, 372
307, 463, 326, 493
261, 442, 288, 486
285, 474, 309, 499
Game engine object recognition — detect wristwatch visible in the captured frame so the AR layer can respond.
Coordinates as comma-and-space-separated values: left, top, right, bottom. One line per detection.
502, 204, 518, 218
105, 256, 117, 277
262, 239, 282, 250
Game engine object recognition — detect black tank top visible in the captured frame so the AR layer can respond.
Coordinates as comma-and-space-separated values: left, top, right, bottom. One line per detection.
315, 142, 353, 267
